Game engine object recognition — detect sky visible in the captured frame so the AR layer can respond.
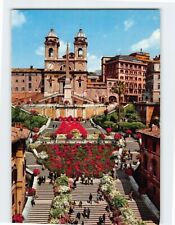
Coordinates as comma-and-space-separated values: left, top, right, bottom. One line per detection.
12, 9, 160, 72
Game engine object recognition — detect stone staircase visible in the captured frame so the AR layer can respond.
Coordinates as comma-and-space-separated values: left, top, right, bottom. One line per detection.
70, 180, 112, 225
116, 170, 159, 225
24, 182, 54, 224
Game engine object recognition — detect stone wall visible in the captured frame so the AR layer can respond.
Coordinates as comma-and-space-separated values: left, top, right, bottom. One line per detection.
25, 104, 109, 119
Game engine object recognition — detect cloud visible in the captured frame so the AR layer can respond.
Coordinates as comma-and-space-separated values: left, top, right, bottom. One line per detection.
87, 53, 101, 72
124, 19, 134, 31
12, 10, 26, 27
131, 28, 160, 51
35, 46, 44, 56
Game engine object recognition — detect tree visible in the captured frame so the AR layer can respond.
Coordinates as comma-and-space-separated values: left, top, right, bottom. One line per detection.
111, 81, 125, 122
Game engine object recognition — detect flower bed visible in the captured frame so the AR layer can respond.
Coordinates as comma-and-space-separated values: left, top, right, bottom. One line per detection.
37, 143, 116, 178
49, 175, 72, 224
100, 175, 146, 225
55, 121, 87, 136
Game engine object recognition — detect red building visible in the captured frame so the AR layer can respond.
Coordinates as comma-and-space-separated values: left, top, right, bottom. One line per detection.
103, 55, 147, 103
135, 126, 160, 209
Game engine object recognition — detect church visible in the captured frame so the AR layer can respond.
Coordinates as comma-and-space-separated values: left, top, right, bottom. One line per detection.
12, 28, 108, 105
12, 28, 158, 106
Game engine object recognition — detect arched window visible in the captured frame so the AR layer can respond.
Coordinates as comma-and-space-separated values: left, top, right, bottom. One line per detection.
78, 48, 83, 57
49, 48, 54, 57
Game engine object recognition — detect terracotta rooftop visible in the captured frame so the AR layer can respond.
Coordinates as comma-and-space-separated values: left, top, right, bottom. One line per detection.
138, 126, 160, 138
107, 55, 147, 64
12, 127, 30, 143
12, 68, 43, 73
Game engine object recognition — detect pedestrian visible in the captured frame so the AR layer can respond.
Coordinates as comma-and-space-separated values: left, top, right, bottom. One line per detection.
89, 193, 93, 204
102, 213, 106, 222
38, 176, 42, 185
78, 200, 82, 208
68, 206, 74, 214
87, 207, 90, 218
81, 174, 85, 184
73, 180, 77, 189
83, 207, 87, 218
72, 200, 76, 207
81, 221, 84, 225
42, 164, 45, 170
105, 205, 109, 212
31, 197, 35, 207
76, 212, 81, 220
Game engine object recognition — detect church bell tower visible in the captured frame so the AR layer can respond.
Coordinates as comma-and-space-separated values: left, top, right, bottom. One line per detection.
74, 29, 88, 71
45, 28, 60, 70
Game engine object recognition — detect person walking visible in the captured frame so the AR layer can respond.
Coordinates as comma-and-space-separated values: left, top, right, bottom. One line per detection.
76, 212, 81, 220
83, 207, 87, 218
102, 213, 106, 223
78, 200, 82, 208
87, 207, 90, 219
89, 193, 93, 204
31, 196, 35, 207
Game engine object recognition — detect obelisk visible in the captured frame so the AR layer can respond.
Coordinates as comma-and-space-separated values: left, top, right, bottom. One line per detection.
64, 42, 72, 105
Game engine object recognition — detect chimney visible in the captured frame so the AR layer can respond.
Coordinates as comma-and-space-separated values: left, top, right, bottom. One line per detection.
30, 65, 33, 69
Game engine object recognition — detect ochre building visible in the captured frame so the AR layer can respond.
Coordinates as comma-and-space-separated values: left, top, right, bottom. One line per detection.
12, 127, 30, 216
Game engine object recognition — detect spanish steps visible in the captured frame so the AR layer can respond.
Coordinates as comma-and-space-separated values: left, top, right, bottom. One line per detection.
70, 180, 112, 225
115, 169, 159, 225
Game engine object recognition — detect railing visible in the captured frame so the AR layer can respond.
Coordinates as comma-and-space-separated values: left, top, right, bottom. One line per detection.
37, 137, 116, 144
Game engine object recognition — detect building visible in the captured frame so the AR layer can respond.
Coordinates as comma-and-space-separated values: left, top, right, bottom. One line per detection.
135, 102, 160, 126
144, 55, 160, 103
12, 28, 159, 106
134, 125, 160, 210
103, 55, 147, 103
12, 127, 30, 215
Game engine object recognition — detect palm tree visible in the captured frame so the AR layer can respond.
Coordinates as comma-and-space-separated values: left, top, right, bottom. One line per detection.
111, 81, 125, 122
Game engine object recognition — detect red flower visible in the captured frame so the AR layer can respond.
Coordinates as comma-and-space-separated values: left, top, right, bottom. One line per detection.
99, 133, 105, 140
30, 109, 38, 115
64, 100, 69, 105
136, 133, 142, 139
114, 133, 122, 140
106, 127, 112, 133
33, 168, 40, 176
66, 133, 73, 139
126, 129, 132, 135
58, 116, 63, 121
55, 121, 87, 136
27, 187, 36, 196
82, 133, 87, 139
12, 214, 24, 223
33, 134, 39, 141
33, 127, 39, 133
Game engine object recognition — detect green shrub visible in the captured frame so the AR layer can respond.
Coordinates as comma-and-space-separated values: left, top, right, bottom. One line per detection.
103, 121, 116, 128
117, 122, 145, 131
110, 115, 117, 123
